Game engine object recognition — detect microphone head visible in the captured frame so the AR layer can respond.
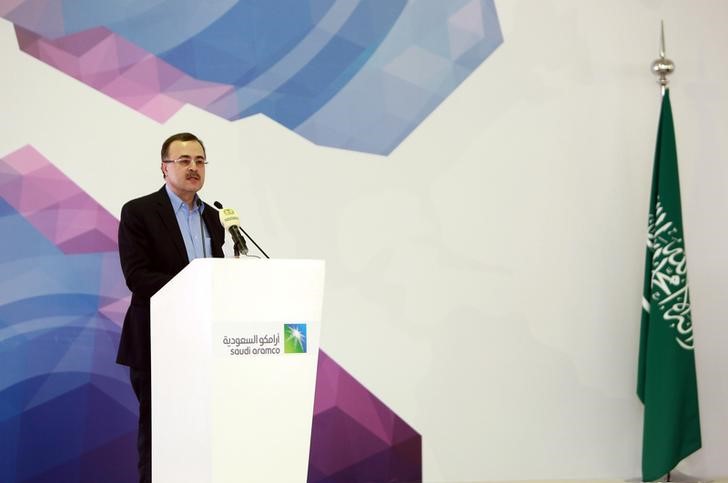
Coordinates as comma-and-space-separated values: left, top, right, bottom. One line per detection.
213, 201, 223, 210
218, 207, 241, 229
196, 198, 203, 208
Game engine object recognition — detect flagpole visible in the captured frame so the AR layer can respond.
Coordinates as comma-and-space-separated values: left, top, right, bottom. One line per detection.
636, 22, 709, 483
651, 20, 674, 96
643, 25, 677, 481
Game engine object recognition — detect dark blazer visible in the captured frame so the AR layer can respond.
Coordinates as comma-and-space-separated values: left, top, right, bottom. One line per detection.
116, 186, 225, 369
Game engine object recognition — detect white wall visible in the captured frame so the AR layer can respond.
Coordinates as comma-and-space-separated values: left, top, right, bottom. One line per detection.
1, 0, 726, 481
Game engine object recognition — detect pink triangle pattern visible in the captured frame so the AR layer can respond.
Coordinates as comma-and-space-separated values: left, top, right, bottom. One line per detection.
309, 350, 422, 482
0, 0, 25, 17
99, 295, 131, 327
448, 0, 487, 60
0, 145, 118, 254
15, 25, 236, 122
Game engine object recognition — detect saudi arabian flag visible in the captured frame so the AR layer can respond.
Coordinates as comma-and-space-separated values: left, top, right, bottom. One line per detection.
637, 89, 701, 482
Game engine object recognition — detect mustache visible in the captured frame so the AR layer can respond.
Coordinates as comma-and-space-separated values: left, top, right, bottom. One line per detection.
186, 173, 200, 179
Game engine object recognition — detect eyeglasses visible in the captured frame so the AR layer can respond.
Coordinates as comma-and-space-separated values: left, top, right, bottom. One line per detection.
163, 157, 208, 168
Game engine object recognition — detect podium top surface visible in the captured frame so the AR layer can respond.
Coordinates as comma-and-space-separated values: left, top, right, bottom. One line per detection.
151, 257, 326, 323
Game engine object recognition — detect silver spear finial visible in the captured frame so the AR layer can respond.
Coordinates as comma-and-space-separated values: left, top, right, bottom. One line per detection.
651, 20, 674, 95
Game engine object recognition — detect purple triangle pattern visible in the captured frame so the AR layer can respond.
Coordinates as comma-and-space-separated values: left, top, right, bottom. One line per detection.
310, 351, 422, 482
13, 25, 234, 122
0, 145, 118, 254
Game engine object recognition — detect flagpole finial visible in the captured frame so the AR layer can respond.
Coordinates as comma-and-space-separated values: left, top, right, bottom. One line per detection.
651, 20, 675, 94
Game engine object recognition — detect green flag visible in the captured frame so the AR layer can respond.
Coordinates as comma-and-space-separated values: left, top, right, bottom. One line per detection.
637, 89, 701, 481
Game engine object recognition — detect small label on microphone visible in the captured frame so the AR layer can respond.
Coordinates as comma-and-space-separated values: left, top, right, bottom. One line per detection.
219, 208, 240, 228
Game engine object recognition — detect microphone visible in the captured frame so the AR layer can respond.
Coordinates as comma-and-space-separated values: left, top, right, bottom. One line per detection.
214, 201, 248, 256
214, 201, 269, 259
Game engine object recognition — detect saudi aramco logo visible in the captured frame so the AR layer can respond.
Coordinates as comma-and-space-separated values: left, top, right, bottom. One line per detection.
284, 324, 307, 354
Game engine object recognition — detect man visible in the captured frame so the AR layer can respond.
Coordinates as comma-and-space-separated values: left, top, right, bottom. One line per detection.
116, 132, 225, 482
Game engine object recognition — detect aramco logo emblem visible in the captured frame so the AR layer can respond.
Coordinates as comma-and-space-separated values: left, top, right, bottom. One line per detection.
284, 324, 307, 354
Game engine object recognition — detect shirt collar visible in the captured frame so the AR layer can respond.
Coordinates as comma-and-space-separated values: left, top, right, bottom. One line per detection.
165, 184, 203, 214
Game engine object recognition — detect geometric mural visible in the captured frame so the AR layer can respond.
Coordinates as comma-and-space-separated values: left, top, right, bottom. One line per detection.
1, 0, 502, 155
0, 146, 136, 482
0, 145, 421, 482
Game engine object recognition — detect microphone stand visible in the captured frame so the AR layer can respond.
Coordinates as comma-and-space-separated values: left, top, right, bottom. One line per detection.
238, 226, 269, 259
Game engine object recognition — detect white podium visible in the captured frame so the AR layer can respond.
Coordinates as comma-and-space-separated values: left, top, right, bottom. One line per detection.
150, 258, 325, 482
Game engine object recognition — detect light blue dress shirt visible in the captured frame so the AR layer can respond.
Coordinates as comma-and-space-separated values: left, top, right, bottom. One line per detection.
165, 185, 211, 261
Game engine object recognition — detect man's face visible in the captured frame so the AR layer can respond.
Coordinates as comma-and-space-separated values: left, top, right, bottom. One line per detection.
162, 140, 206, 202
